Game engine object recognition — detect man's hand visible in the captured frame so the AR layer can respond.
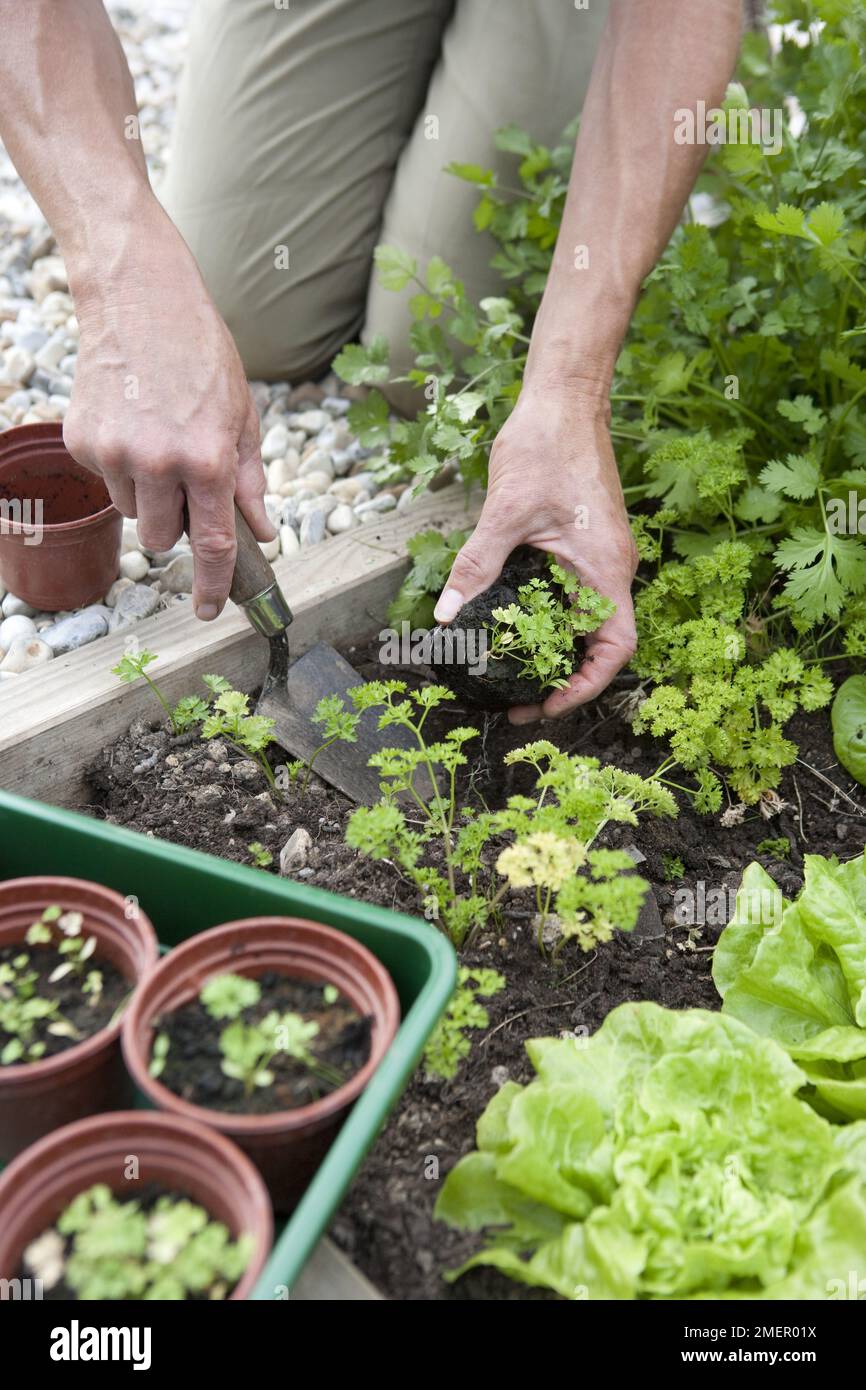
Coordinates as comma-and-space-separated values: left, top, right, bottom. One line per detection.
64, 215, 274, 621
0, 0, 274, 623
434, 387, 637, 723
434, 0, 742, 719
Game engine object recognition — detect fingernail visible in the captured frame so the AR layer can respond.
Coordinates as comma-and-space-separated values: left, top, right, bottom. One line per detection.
196, 603, 218, 622
434, 588, 464, 623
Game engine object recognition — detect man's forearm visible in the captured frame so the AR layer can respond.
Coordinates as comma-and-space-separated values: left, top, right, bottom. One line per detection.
525, 0, 743, 394
0, 0, 179, 312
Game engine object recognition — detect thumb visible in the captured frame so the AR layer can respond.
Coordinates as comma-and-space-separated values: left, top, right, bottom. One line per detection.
434, 520, 514, 624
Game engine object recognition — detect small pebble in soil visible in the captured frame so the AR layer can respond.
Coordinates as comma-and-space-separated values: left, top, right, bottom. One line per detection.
280, 826, 312, 874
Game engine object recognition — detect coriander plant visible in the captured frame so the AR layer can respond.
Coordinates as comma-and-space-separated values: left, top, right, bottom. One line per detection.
0, 906, 103, 1063
23, 1183, 254, 1300
155, 971, 346, 1098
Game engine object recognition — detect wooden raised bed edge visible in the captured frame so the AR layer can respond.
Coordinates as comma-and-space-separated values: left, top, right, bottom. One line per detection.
0, 485, 479, 808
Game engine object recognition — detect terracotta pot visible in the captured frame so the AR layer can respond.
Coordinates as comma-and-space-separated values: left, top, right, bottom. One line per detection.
122, 917, 400, 1212
0, 423, 122, 610
0, 1110, 273, 1301
0, 876, 159, 1163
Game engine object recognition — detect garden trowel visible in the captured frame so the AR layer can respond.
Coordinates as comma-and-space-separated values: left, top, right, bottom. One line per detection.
229, 504, 411, 804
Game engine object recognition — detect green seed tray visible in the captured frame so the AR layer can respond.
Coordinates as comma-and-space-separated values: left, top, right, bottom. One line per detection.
0, 789, 456, 1299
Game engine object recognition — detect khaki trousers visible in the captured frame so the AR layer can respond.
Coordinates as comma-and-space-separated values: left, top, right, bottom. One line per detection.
161, 0, 608, 387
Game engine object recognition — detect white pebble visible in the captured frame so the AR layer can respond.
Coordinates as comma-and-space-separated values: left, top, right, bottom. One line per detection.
316, 423, 351, 453
398, 485, 425, 512
328, 477, 365, 503
299, 470, 331, 495
2, 593, 36, 619
0, 614, 37, 646
27, 255, 68, 303
121, 519, 140, 554
259, 536, 280, 562
261, 424, 289, 462
327, 504, 356, 534
298, 449, 333, 479
41, 606, 108, 654
280, 525, 299, 556
356, 493, 397, 516
105, 577, 135, 608
266, 454, 298, 492
293, 409, 330, 434
39, 291, 73, 322
299, 510, 327, 547
33, 330, 67, 373
280, 826, 312, 873
162, 552, 195, 594
0, 636, 52, 672
120, 549, 149, 581
297, 495, 337, 520
0, 347, 35, 386
330, 449, 353, 476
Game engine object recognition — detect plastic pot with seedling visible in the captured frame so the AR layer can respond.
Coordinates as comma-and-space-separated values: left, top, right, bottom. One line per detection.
0, 879, 159, 1162
123, 918, 399, 1210
0, 1110, 272, 1301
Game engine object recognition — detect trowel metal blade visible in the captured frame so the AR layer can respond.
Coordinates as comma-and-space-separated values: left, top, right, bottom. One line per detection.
257, 641, 423, 805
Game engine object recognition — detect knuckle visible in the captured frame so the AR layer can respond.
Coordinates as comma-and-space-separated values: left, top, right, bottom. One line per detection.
193, 532, 236, 568
125, 447, 176, 482
184, 455, 235, 488
454, 546, 490, 586
62, 420, 87, 461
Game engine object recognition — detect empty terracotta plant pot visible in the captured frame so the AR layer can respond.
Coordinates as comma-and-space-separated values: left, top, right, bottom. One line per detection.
0, 876, 159, 1163
0, 1110, 273, 1301
0, 422, 122, 610
122, 917, 400, 1212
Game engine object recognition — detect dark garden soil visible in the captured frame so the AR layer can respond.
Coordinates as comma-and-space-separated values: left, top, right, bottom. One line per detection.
155, 972, 370, 1116
428, 547, 563, 708
86, 638, 866, 1301
0, 942, 128, 1063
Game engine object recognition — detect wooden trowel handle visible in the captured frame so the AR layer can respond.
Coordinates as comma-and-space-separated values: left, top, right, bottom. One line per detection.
230, 503, 277, 607
229, 503, 293, 638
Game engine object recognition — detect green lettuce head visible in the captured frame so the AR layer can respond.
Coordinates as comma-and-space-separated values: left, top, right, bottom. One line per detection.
435, 1002, 866, 1299
714, 851, 866, 1120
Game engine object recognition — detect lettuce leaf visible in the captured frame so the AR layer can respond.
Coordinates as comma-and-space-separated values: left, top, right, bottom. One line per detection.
435, 1002, 866, 1299
714, 851, 866, 1117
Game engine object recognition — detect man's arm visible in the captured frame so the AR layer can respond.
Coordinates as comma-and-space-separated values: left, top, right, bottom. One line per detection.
436, 0, 743, 721
0, 0, 273, 620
